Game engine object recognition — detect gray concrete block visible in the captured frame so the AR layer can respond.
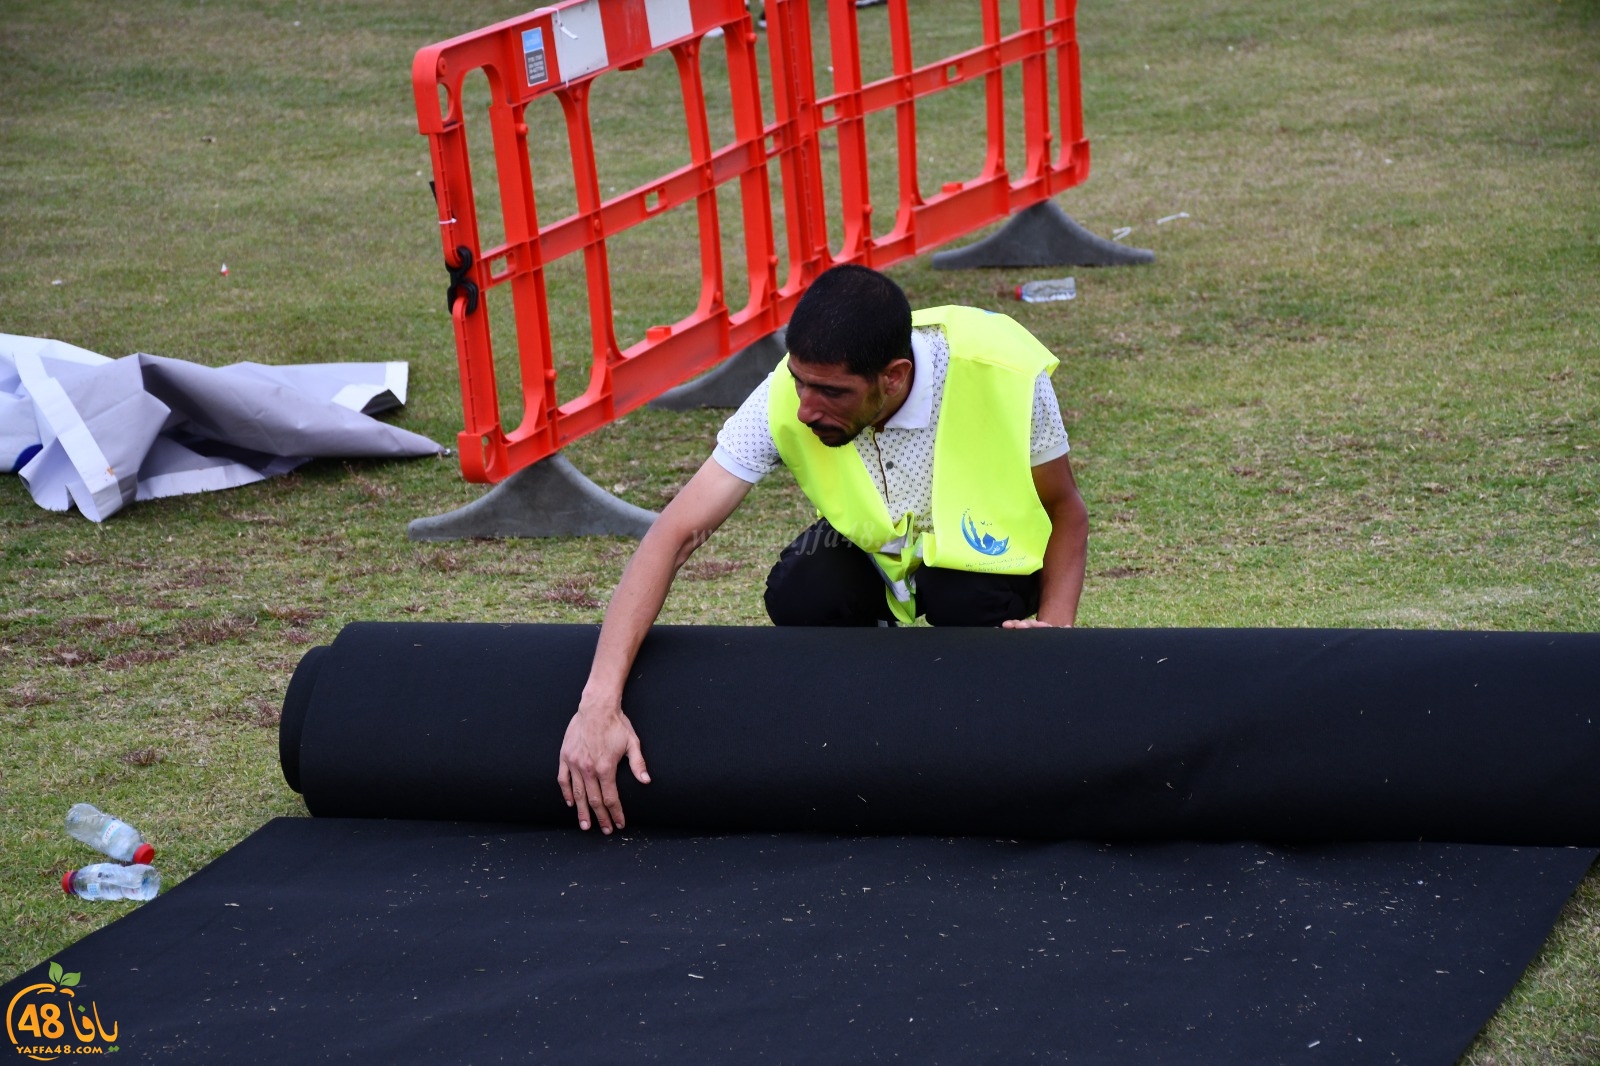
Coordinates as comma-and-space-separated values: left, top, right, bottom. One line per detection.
407, 454, 657, 540
650, 328, 786, 410
931, 200, 1155, 269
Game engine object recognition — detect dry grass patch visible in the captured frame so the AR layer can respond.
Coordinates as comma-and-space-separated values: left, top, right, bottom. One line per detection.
103, 649, 179, 672
263, 606, 326, 626
44, 646, 101, 668
118, 747, 165, 767
170, 615, 257, 646
543, 577, 605, 608
4, 684, 54, 708
417, 549, 463, 573
682, 559, 745, 581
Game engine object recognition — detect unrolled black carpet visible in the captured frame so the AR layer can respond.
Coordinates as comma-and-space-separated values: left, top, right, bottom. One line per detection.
6, 624, 1596, 1064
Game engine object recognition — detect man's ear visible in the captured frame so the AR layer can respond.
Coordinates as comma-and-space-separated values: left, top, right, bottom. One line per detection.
880, 357, 914, 396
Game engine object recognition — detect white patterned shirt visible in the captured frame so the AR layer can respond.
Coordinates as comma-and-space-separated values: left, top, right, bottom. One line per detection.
713, 325, 1070, 536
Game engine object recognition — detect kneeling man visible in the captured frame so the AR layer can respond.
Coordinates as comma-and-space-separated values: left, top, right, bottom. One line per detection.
558, 265, 1089, 831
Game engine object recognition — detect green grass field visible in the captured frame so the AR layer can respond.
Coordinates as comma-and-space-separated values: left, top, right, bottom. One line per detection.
1, 0, 1596, 1060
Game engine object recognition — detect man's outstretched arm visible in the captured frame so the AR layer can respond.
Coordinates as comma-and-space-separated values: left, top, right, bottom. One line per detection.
557, 458, 754, 833
1003, 453, 1088, 629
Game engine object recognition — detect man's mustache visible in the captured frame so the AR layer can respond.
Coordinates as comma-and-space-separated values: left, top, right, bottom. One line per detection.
806, 420, 857, 447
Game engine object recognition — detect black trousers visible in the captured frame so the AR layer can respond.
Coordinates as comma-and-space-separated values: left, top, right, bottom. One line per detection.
764, 519, 1041, 627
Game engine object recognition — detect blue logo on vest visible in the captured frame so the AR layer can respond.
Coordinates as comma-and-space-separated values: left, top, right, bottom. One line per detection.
960, 511, 1010, 556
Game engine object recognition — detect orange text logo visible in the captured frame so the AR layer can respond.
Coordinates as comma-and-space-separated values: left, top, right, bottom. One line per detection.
6, 962, 120, 1060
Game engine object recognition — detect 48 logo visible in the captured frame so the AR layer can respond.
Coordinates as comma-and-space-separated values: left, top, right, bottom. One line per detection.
6, 962, 120, 1060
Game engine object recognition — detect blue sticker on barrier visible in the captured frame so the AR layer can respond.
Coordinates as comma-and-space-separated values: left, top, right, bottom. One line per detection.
523, 28, 548, 87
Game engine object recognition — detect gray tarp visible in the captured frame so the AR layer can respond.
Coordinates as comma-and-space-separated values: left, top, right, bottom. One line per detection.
1, 334, 445, 522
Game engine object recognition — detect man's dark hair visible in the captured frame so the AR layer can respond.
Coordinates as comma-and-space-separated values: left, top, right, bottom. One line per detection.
786, 265, 912, 378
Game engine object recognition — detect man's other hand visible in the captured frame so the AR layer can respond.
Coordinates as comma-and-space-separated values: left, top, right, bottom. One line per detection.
1002, 618, 1063, 629
557, 700, 650, 834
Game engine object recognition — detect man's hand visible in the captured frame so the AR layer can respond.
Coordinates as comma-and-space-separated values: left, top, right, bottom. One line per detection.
1001, 618, 1062, 629
553, 458, 754, 834
1024, 454, 1088, 628
557, 698, 650, 834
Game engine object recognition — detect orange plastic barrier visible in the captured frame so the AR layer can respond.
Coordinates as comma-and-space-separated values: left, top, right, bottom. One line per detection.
414, 0, 1090, 483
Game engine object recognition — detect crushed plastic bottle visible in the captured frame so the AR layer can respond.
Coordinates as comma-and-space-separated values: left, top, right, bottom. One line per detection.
1015, 277, 1077, 304
62, 863, 161, 902
65, 804, 155, 864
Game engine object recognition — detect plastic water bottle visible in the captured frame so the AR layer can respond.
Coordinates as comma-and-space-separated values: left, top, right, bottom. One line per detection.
61, 863, 161, 902
64, 804, 155, 864
1015, 277, 1077, 303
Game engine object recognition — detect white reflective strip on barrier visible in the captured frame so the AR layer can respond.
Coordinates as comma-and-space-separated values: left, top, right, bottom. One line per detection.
645, 0, 694, 49
552, 0, 608, 83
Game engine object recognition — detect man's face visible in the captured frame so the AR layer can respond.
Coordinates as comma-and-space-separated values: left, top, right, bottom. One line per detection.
789, 359, 894, 447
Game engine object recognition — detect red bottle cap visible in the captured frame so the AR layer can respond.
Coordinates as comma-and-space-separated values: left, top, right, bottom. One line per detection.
62, 870, 76, 895
132, 843, 155, 865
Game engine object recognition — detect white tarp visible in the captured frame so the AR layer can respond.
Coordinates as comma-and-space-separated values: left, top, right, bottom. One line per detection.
1, 333, 446, 522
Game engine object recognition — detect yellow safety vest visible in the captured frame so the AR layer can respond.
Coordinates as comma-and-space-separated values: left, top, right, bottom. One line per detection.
769, 306, 1059, 623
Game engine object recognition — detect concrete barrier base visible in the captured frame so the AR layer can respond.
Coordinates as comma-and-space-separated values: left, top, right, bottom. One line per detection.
931, 201, 1155, 269
649, 328, 786, 410
407, 454, 657, 540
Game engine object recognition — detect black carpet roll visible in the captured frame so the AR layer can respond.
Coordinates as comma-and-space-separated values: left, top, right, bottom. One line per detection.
280, 623, 1600, 844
